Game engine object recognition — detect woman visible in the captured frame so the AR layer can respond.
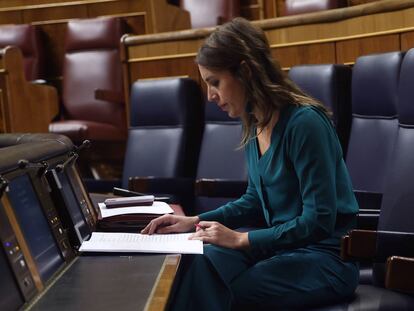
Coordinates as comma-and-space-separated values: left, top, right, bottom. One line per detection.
142, 17, 359, 310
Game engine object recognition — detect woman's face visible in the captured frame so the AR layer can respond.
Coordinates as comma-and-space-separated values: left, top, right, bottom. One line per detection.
198, 65, 246, 118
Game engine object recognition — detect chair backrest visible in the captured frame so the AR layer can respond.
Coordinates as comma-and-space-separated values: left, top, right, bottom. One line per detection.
346, 52, 402, 194
0, 24, 44, 80
283, 0, 347, 16
378, 48, 414, 233
370, 49, 414, 287
122, 78, 204, 188
194, 102, 247, 214
180, 0, 240, 28
62, 17, 126, 130
288, 64, 352, 155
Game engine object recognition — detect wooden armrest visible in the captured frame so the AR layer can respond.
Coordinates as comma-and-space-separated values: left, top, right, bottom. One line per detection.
94, 89, 124, 104
386, 256, 414, 294
342, 230, 414, 261
342, 229, 377, 259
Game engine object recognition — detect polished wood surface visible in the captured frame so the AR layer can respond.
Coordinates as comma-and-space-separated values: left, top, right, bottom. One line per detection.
145, 254, 181, 311
0, 46, 58, 133
121, 0, 414, 116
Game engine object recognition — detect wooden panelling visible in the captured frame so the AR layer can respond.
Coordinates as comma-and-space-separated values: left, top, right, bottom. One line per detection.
336, 34, 400, 64
22, 5, 89, 23
348, 0, 380, 5
401, 31, 414, 51
0, 46, 58, 133
272, 43, 336, 68
121, 0, 414, 106
128, 57, 200, 82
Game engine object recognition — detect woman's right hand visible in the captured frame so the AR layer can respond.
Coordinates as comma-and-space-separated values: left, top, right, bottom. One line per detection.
141, 214, 199, 235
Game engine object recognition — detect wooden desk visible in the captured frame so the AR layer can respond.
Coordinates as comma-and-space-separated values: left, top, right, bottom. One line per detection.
25, 254, 181, 311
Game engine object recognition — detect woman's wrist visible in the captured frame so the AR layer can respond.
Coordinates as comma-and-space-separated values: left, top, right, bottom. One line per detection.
237, 232, 250, 249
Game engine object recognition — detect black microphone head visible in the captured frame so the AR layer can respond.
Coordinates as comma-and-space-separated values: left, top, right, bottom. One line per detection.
83, 140, 91, 148
55, 164, 64, 173
18, 159, 29, 169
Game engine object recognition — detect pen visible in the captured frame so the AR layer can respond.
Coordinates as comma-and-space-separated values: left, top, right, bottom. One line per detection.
195, 223, 204, 231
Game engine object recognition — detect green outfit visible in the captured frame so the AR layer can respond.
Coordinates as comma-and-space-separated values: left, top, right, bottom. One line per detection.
171, 105, 359, 310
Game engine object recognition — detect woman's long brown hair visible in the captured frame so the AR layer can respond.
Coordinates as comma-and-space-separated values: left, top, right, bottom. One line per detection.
196, 17, 328, 146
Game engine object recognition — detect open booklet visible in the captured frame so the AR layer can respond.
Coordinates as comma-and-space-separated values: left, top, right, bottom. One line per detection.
79, 232, 203, 254
97, 201, 174, 232
98, 201, 174, 219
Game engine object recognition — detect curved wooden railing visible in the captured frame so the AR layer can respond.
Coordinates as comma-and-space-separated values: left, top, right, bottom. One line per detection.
120, 0, 414, 123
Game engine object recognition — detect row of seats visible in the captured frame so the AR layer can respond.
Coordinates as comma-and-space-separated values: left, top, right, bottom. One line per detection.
87, 77, 246, 216
289, 51, 403, 222
113, 49, 403, 219
0, 17, 128, 179
323, 49, 414, 310
171, 0, 349, 27
86, 49, 414, 308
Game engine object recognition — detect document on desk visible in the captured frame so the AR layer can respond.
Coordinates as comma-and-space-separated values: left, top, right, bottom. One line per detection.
79, 232, 203, 254
98, 201, 174, 219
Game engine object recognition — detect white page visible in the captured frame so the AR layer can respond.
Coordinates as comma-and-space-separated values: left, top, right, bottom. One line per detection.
79, 232, 203, 254
98, 201, 174, 219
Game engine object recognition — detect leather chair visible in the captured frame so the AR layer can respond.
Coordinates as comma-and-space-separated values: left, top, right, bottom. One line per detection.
289, 64, 352, 156
194, 102, 247, 215
346, 52, 402, 220
180, 0, 240, 28
332, 48, 414, 310
0, 24, 45, 81
49, 17, 127, 179
125, 78, 204, 215
283, 0, 347, 16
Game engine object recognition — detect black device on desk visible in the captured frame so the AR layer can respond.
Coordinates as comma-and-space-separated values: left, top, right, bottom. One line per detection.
0, 167, 75, 309
113, 187, 171, 203
0, 154, 179, 311
46, 166, 95, 249
0, 240, 25, 311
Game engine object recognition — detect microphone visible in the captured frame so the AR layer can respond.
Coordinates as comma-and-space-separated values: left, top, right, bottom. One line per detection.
76, 140, 91, 152
55, 140, 90, 172
0, 176, 8, 196
18, 159, 49, 176
55, 152, 78, 173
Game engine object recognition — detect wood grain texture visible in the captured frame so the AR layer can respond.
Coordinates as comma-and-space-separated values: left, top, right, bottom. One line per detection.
0, 46, 58, 133
145, 254, 181, 311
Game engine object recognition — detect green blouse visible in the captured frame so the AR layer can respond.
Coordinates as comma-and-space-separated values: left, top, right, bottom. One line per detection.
199, 105, 358, 255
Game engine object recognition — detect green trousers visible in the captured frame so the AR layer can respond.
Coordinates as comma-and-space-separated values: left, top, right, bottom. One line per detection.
170, 243, 359, 310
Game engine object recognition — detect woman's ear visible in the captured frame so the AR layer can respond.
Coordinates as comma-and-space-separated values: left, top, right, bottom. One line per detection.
240, 61, 252, 78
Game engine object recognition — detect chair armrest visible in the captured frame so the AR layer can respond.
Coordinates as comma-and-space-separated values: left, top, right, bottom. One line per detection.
94, 89, 124, 104
342, 229, 377, 260
386, 256, 414, 294
356, 213, 379, 230
195, 179, 247, 197
342, 229, 414, 261
128, 177, 194, 196
83, 178, 121, 193
354, 190, 382, 212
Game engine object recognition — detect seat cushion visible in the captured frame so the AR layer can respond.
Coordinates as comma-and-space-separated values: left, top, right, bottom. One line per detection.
310, 284, 414, 310
49, 120, 126, 142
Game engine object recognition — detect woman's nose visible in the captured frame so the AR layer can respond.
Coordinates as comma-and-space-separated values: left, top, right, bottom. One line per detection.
207, 89, 218, 102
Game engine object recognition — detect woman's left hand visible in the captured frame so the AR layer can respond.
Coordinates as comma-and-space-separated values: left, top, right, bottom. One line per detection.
189, 221, 250, 250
